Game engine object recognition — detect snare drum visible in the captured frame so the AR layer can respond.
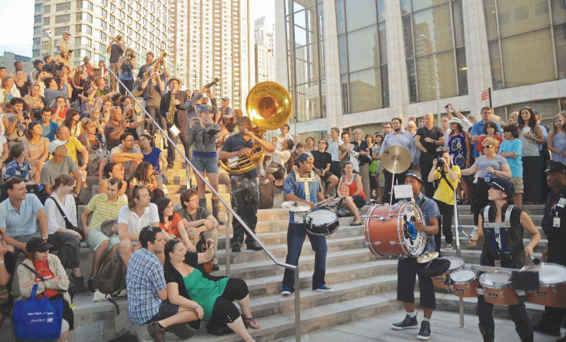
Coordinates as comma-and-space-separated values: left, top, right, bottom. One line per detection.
432, 256, 464, 290
363, 202, 427, 257
450, 270, 478, 298
526, 263, 566, 308
305, 209, 339, 236
479, 272, 519, 306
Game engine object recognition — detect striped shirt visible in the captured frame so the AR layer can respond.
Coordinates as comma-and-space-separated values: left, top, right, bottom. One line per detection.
86, 193, 128, 230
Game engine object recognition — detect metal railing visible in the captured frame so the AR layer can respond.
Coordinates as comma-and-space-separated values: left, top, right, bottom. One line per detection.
107, 70, 302, 341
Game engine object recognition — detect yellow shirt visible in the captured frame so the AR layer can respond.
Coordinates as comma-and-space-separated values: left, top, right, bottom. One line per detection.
432, 165, 461, 205
65, 137, 84, 164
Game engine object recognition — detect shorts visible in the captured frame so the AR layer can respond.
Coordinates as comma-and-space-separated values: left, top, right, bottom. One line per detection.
148, 301, 179, 323
87, 228, 120, 251
192, 154, 219, 174
511, 177, 524, 194
352, 195, 366, 208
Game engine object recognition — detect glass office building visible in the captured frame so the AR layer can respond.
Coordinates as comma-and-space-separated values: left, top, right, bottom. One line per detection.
275, 0, 566, 136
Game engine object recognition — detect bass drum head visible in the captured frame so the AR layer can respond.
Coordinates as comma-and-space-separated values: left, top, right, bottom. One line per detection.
479, 272, 512, 288
305, 209, 339, 236
396, 201, 427, 257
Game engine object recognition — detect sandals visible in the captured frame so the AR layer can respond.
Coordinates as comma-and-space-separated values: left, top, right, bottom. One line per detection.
351, 219, 363, 226
243, 315, 260, 329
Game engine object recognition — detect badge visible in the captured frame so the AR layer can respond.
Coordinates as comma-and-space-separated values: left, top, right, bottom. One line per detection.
554, 217, 561, 228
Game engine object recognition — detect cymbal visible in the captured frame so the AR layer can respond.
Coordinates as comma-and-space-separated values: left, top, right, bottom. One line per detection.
381, 145, 411, 174
281, 201, 310, 213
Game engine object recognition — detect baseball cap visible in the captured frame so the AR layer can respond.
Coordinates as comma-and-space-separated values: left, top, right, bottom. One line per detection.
488, 177, 515, 200
26, 237, 53, 253
48, 139, 67, 154
545, 160, 566, 174
405, 169, 423, 183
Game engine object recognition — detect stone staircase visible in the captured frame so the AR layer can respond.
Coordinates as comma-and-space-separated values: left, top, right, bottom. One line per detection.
0, 143, 550, 341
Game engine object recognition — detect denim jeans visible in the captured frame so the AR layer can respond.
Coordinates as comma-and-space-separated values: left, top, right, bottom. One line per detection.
282, 223, 327, 291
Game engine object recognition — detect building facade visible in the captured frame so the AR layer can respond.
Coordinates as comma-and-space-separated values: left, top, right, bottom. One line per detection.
254, 16, 275, 83
168, 0, 189, 86
33, 0, 169, 69
186, 0, 254, 109
276, 0, 566, 137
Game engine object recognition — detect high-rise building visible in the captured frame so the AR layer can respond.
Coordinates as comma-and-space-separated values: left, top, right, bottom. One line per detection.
168, 0, 189, 86
184, 0, 253, 109
254, 16, 275, 83
32, 0, 169, 69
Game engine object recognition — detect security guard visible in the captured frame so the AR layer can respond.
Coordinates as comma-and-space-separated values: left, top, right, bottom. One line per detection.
534, 161, 566, 340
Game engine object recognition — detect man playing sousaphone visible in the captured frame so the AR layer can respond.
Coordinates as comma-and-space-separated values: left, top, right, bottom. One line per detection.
219, 117, 275, 252
280, 152, 329, 296
469, 177, 540, 342
391, 170, 439, 341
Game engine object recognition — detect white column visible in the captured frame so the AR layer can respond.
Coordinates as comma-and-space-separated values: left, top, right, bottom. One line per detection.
274, 1, 289, 89
462, 0, 493, 115
322, 0, 342, 129
384, 0, 410, 120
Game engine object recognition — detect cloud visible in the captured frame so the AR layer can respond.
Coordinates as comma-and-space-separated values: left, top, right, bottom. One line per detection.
0, 1, 33, 56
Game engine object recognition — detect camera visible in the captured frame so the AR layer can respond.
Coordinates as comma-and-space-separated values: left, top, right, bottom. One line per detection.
435, 157, 446, 169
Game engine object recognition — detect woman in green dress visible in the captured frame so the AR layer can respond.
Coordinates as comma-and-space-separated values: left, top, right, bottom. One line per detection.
164, 239, 259, 341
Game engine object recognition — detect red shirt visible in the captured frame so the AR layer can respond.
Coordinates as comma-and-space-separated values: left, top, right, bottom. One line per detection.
32, 259, 59, 298
160, 213, 183, 238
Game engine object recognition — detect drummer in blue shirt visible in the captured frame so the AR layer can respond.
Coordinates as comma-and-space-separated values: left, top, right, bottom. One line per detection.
281, 152, 329, 296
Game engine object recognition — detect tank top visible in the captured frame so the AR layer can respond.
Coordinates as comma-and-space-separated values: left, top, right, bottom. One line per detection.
519, 126, 540, 157
342, 174, 366, 200
448, 133, 466, 168
481, 204, 525, 267
182, 268, 229, 321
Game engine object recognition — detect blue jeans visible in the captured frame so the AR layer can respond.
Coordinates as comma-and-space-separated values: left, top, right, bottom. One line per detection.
282, 223, 327, 291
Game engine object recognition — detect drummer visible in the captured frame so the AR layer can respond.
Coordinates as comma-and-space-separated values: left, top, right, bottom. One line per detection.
280, 152, 329, 296
392, 170, 439, 341
534, 161, 566, 340
470, 177, 540, 342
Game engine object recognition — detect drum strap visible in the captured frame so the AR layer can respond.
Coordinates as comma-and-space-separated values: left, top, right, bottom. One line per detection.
296, 171, 316, 203
483, 205, 514, 254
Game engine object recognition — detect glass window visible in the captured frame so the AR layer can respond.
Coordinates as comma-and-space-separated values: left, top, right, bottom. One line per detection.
337, 0, 389, 113
56, 15, 71, 24
485, 0, 564, 89
56, 2, 71, 12
403, 0, 467, 102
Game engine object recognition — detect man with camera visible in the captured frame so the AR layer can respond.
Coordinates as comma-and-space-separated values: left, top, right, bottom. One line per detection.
107, 36, 124, 92
427, 148, 461, 251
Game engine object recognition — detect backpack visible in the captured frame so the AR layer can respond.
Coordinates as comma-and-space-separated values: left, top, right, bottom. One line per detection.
94, 249, 126, 313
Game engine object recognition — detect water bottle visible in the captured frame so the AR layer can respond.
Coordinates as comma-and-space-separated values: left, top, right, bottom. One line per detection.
485, 172, 492, 183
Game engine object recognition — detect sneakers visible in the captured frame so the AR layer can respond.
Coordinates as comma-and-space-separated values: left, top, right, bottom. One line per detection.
391, 314, 418, 330
70, 275, 87, 293
92, 290, 106, 302
281, 287, 294, 296
147, 321, 166, 342
232, 244, 241, 253
314, 285, 332, 292
246, 241, 262, 251
417, 321, 431, 340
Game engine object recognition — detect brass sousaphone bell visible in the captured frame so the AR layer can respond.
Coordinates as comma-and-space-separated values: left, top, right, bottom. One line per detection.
219, 81, 293, 175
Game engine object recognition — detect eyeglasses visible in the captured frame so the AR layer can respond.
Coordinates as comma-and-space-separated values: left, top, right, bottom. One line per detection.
482, 145, 493, 149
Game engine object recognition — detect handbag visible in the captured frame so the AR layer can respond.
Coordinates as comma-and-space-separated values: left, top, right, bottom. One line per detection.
13, 282, 63, 340
48, 196, 84, 239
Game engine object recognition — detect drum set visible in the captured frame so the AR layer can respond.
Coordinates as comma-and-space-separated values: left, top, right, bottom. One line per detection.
281, 198, 340, 236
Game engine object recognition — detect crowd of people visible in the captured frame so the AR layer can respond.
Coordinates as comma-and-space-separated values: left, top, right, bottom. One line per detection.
0, 30, 565, 342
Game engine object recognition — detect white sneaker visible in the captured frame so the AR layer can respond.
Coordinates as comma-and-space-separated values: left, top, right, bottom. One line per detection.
92, 290, 106, 302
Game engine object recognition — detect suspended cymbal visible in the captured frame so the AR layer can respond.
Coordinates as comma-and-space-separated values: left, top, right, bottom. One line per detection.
381, 145, 412, 174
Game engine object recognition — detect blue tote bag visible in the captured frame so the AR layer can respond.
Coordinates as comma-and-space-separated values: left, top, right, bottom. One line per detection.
13, 284, 63, 340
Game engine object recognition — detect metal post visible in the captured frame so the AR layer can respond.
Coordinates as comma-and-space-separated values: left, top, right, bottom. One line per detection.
454, 192, 464, 327
294, 267, 301, 342
225, 209, 232, 277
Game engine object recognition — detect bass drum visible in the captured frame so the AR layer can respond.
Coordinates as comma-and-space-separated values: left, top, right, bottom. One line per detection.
305, 208, 339, 236
363, 201, 427, 257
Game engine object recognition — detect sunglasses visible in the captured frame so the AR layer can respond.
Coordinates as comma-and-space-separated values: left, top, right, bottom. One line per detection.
482, 145, 493, 149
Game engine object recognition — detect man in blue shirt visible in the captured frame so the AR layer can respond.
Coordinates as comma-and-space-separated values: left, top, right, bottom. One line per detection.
380, 117, 417, 202
392, 170, 440, 341
126, 226, 197, 342
281, 153, 329, 295
0, 177, 48, 252
39, 108, 59, 141
470, 107, 502, 158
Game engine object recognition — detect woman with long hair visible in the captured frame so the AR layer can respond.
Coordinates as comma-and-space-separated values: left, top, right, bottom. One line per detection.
461, 137, 512, 224
156, 197, 195, 252
63, 109, 82, 138
447, 118, 471, 203
338, 161, 366, 225
99, 162, 128, 195
23, 83, 45, 114
164, 239, 259, 341
127, 161, 159, 194
477, 120, 503, 155
78, 119, 107, 180
26, 122, 49, 183
548, 112, 566, 166
518, 107, 545, 204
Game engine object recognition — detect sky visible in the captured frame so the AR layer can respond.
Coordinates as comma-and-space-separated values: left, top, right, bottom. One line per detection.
0, 0, 274, 57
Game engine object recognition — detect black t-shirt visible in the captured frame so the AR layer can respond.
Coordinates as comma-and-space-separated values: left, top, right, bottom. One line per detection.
354, 141, 371, 165
109, 44, 124, 63
221, 133, 256, 178
416, 126, 443, 158
542, 189, 566, 265
312, 150, 331, 171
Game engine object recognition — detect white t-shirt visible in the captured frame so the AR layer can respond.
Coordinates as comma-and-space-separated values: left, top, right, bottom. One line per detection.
117, 203, 159, 236
45, 194, 78, 235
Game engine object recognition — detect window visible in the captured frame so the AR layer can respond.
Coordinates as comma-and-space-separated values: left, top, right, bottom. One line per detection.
285, 0, 326, 121
403, 0, 467, 103
56, 14, 71, 24
55, 26, 70, 36
337, 0, 389, 113
44, 5, 51, 14
484, 0, 566, 89
56, 2, 71, 12
44, 17, 51, 25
